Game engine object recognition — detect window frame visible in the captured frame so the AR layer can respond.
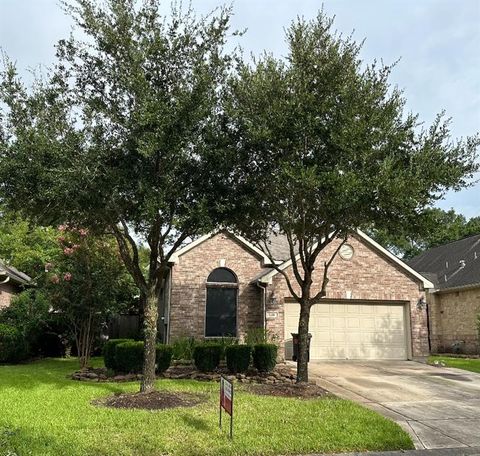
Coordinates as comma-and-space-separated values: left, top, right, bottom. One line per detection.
204, 267, 238, 338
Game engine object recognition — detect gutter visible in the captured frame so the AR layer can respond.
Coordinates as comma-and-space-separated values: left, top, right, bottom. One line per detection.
256, 281, 267, 330
432, 282, 480, 294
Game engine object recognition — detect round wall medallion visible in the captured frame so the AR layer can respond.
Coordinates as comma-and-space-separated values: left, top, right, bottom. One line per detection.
339, 243, 354, 260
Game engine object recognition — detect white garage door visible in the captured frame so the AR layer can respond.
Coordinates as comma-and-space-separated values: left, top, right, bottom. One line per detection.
284, 301, 408, 360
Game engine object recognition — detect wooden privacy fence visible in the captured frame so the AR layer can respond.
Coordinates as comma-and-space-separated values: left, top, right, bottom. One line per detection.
108, 315, 140, 339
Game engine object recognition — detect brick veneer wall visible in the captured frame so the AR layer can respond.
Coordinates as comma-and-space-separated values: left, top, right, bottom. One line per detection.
168, 232, 269, 341
0, 282, 18, 309
265, 234, 429, 359
428, 287, 480, 354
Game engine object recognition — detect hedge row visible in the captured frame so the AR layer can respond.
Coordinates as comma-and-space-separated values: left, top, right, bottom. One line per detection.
194, 342, 277, 373
104, 339, 277, 374
103, 339, 172, 374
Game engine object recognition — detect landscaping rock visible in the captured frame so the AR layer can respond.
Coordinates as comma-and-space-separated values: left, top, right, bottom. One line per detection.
71, 361, 297, 386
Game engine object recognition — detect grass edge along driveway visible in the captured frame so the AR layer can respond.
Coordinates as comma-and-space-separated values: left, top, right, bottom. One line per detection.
0, 358, 413, 456
428, 355, 480, 374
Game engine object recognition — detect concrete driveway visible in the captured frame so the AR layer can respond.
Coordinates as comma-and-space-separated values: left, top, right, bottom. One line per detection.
305, 360, 480, 451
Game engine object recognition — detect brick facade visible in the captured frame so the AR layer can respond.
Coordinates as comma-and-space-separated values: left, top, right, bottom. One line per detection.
0, 282, 19, 309
167, 231, 430, 359
264, 234, 429, 359
168, 232, 268, 341
428, 286, 480, 354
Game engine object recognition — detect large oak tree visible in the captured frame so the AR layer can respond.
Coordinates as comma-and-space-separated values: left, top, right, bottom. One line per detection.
225, 12, 479, 382
0, 0, 235, 392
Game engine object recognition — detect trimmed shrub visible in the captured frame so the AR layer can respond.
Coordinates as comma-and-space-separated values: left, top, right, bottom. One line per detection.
0, 323, 28, 363
115, 341, 144, 373
225, 344, 251, 373
171, 336, 196, 360
103, 338, 131, 370
253, 343, 277, 372
156, 344, 173, 373
217, 337, 238, 360
193, 343, 222, 372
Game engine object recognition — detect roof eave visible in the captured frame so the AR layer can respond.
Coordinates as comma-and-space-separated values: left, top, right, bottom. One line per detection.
257, 229, 435, 289
432, 282, 480, 294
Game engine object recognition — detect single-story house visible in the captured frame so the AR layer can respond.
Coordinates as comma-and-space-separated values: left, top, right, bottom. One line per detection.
158, 230, 433, 361
409, 234, 480, 354
0, 260, 31, 309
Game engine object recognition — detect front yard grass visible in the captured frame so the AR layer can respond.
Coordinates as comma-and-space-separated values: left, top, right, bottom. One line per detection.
429, 355, 480, 374
0, 358, 413, 456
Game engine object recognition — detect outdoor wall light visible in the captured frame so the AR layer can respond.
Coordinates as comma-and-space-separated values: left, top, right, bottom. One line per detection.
417, 297, 426, 310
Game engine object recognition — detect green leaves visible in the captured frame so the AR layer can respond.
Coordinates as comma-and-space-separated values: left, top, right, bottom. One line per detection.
226, 12, 479, 248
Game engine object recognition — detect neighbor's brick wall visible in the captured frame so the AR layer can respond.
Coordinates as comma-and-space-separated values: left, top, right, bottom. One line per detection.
428, 287, 480, 354
168, 232, 269, 341
0, 282, 18, 309
266, 234, 429, 359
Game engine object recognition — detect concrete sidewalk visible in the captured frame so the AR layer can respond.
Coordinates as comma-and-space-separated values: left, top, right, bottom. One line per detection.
301, 360, 480, 450
304, 447, 480, 456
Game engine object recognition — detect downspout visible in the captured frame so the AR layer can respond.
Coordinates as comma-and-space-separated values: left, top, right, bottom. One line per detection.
256, 281, 267, 330
425, 291, 432, 353
165, 266, 173, 344
0, 276, 10, 284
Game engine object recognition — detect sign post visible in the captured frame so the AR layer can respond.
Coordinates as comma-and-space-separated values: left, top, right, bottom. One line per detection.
219, 376, 234, 439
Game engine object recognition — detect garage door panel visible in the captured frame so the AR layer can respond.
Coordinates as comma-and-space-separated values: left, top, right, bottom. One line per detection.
347, 317, 360, 328
284, 301, 407, 360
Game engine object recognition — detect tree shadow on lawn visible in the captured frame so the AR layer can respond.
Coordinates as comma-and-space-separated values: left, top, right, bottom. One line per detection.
0, 358, 125, 394
0, 423, 119, 456
179, 414, 211, 433
0, 424, 66, 456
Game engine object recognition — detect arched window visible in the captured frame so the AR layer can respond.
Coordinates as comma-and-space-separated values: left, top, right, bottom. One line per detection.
205, 268, 237, 337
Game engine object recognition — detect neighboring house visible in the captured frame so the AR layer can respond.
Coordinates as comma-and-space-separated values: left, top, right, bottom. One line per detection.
158, 230, 433, 361
409, 235, 480, 354
0, 260, 31, 309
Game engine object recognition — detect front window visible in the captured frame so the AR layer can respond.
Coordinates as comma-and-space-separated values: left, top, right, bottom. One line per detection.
205, 267, 237, 337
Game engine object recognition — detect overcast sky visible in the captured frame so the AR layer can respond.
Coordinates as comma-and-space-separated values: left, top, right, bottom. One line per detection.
1, 0, 479, 218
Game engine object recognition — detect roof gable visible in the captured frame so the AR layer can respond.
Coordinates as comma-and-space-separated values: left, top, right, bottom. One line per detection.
169, 230, 274, 265
257, 229, 434, 289
170, 229, 433, 289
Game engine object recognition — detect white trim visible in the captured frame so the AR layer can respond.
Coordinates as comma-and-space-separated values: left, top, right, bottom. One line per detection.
355, 229, 434, 289
258, 229, 434, 289
169, 230, 274, 265
169, 233, 215, 264
233, 233, 273, 264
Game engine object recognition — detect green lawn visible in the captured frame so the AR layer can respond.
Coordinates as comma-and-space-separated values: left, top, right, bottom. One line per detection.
0, 358, 413, 456
429, 355, 480, 374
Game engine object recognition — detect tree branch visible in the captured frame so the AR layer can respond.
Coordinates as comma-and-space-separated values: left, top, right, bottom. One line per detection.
112, 223, 147, 292
285, 230, 305, 287
311, 235, 348, 303
259, 238, 300, 302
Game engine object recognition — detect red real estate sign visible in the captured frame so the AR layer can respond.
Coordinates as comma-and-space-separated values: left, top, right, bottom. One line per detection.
220, 377, 233, 415
219, 376, 234, 438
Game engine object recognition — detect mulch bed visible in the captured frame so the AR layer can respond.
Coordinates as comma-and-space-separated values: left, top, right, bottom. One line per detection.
92, 391, 206, 410
245, 382, 331, 399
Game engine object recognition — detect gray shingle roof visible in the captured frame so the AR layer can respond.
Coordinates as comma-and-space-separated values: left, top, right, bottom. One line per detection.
264, 233, 293, 261
408, 234, 480, 290
0, 260, 32, 285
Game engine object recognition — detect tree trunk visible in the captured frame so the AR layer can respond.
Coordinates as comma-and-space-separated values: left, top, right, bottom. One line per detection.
77, 313, 95, 370
296, 302, 311, 383
140, 286, 159, 392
